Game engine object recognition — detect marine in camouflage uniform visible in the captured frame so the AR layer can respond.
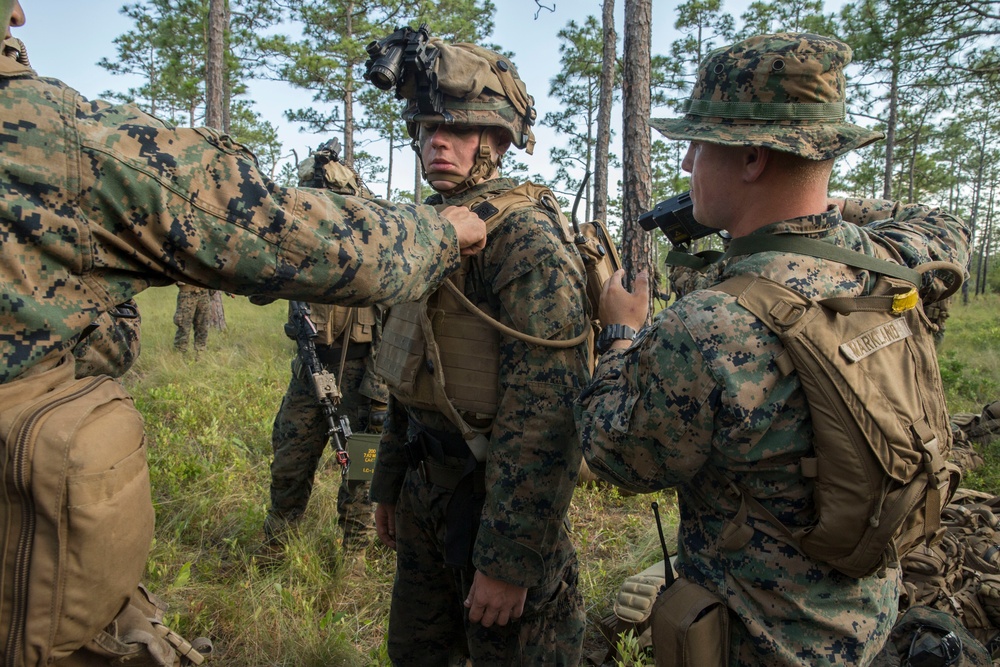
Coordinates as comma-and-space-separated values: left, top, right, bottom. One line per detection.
0, 2, 485, 662
172, 283, 211, 354
577, 34, 970, 666
265, 305, 388, 549
368, 40, 588, 665
265, 144, 389, 551
0, 23, 482, 386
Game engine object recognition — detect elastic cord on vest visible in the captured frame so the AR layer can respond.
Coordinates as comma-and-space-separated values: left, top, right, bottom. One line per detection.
441, 281, 589, 348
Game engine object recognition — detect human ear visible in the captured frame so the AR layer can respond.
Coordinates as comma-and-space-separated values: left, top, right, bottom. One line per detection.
743, 146, 770, 183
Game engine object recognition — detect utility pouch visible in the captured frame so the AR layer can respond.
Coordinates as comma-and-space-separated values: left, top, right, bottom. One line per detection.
0, 351, 154, 666
649, 578, 729, 667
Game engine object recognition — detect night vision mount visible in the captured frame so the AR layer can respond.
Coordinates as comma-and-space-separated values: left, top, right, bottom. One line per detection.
364, 23, 443, 115
638, 191, 720, 249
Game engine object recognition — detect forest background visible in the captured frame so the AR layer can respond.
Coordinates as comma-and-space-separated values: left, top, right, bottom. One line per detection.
15, 0, 1000, 664
21, 0, 1000, 297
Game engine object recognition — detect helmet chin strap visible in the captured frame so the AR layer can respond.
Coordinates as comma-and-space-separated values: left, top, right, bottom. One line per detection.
420, 130, 501, 196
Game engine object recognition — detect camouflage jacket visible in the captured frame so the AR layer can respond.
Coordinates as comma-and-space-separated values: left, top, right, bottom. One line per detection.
371, 178, 591, 588
578, 200, 970, 666
0, 58, 462, 384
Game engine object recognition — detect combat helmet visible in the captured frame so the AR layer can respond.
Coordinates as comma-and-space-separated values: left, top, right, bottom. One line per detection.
651, 32, 883, 160
401, 41, 537, 192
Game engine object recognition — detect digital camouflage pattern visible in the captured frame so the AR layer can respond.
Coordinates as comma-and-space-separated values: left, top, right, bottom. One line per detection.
172, 284, 211, 354
0, 56, 464, 385
668, 261, 725, 301
265, 348, 385, 549
578, 200, 969, 667
72, 301, 141, 379
650, 33, 884, 160
371, 177, 589, 665
264, 148, 388, 551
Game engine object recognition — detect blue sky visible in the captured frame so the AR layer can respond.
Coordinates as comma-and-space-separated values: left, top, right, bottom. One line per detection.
15, 2, 690, 197
19, 1, 778, 203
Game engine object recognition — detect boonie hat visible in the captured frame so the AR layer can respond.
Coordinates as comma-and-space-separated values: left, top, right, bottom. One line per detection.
651, 32, 883, 160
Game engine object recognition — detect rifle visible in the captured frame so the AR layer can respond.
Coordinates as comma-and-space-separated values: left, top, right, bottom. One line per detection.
284, 301, 353, 475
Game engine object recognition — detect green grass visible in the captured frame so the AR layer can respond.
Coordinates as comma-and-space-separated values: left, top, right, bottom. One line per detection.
937, 293, 1000, 413
122, 288, 1000, 665
124, 288, 673, 665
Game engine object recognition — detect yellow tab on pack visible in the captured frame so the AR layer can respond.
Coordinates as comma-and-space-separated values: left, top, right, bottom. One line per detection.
892, 288, 919, 314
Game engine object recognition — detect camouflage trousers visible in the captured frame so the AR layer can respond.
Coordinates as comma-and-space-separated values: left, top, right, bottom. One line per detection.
387, 467, 585, 666
265, 354, 374, 549
172, 285, 210, 353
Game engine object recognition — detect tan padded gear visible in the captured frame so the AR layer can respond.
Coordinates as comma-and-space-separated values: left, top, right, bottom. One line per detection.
402, 40, 536, 154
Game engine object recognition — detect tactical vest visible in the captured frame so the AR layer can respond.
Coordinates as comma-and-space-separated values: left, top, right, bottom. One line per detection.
376, 182, 607, 453
308, 303, 376, 347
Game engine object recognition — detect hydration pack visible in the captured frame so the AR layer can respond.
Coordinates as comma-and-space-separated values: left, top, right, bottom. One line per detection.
713, 235, 963, 578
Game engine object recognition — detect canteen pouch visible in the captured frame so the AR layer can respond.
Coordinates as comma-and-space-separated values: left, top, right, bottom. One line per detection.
649, 578, 729, 667
0, 351, 154, 666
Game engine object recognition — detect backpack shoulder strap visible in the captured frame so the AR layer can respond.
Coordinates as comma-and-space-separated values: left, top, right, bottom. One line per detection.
724, 234, 923, 285
465, 182, 575, 242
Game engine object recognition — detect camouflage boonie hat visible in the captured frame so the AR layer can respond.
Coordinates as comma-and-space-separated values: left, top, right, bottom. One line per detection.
402, 41, 537, 154
651, 33, 883, 160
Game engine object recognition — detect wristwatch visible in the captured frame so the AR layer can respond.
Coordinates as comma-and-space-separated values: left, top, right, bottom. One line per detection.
596, 323, 637, 354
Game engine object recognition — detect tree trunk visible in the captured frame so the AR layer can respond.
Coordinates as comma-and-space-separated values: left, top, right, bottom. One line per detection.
983, 177, 996, 296
222, 0, 231, 133
621, 0, 654, 317
964, 125, 986, 304
882, 58, 899, 200
206, 0, 225, 130
344, 1, 356, 164
594, 0, 616, 225
206, 0, 227, 331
